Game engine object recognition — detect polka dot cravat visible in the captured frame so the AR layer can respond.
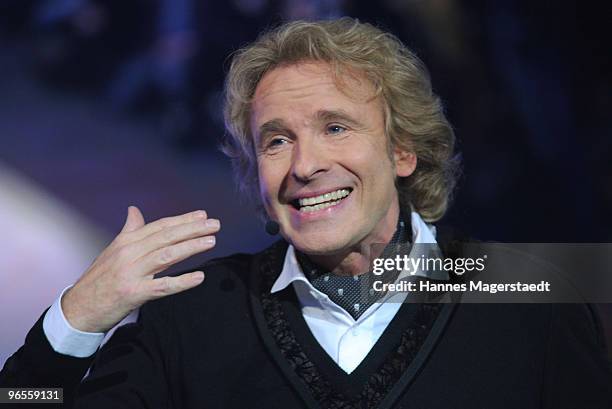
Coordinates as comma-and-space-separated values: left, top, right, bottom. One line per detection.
296, 217, 411, 320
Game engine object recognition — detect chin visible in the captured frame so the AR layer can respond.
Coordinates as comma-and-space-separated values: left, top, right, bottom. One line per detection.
287, 230, 355, 256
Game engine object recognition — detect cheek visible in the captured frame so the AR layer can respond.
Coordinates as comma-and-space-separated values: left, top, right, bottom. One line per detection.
257, 163, 273, 204
343, 140, 394, 183
331, 135, 382, 169
359, 158, 397, 203
257, 158, 285, 205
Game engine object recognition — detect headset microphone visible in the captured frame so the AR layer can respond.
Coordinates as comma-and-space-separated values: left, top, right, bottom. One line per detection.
265, 220, 280, 235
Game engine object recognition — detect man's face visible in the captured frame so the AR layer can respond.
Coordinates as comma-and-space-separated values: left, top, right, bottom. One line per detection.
251, 61, 415, 256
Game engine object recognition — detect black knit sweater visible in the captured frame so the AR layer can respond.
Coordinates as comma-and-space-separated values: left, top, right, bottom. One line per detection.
1, 236, 611, 408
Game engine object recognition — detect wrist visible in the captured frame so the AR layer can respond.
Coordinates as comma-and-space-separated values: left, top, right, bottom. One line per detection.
61, 287, 99, 333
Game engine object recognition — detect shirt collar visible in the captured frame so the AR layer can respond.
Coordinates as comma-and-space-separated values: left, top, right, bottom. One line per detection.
271, 211, 444, 294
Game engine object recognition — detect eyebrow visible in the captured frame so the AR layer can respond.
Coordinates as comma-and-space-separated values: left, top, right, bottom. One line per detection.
314, 109, 365, 129
257, 119, 287, 138
256, 119, 290, 147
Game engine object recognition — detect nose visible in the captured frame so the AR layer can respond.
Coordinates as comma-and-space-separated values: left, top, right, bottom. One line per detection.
290, 137, 330, 182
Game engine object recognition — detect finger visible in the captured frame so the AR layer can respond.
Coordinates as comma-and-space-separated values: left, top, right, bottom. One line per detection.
132, 236, 216, 277
146, 271, 205, 299
129, 218, 220, 260
121, 206, 146, 233
128, 210, 208, 241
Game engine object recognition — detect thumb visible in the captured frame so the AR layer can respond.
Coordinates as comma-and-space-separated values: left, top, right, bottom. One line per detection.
121, 206, 145, 233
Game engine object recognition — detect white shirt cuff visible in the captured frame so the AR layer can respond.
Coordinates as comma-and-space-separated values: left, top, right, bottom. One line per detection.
42, 285, 105, 358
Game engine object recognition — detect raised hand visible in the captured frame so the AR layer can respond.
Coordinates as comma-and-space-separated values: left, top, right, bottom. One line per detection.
61, 206, 219, 333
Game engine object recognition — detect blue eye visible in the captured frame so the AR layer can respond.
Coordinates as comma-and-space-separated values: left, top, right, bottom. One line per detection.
265, 137, 289, 151
327, 124, 347, 135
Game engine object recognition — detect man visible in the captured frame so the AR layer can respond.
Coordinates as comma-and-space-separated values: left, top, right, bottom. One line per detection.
1, 18, 611, 408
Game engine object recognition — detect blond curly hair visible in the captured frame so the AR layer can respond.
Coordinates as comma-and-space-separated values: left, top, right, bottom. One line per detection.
222, 17, 460, 222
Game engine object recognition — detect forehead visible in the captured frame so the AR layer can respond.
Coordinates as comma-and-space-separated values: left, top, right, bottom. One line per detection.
250, 61, 380, 131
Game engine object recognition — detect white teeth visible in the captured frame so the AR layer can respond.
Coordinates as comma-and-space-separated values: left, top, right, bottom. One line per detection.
299, 199, 344, 213
298, 189, 350, 207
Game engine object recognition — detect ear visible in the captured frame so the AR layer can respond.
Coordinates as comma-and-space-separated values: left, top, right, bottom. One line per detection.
393, 148, 417, 177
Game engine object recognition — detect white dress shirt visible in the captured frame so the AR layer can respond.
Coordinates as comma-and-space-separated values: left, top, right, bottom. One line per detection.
270, 211, 442, 373
42, 211, 443, 373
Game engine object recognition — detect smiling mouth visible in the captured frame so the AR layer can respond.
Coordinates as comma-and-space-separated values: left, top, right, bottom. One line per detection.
291, 188, 352, 213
